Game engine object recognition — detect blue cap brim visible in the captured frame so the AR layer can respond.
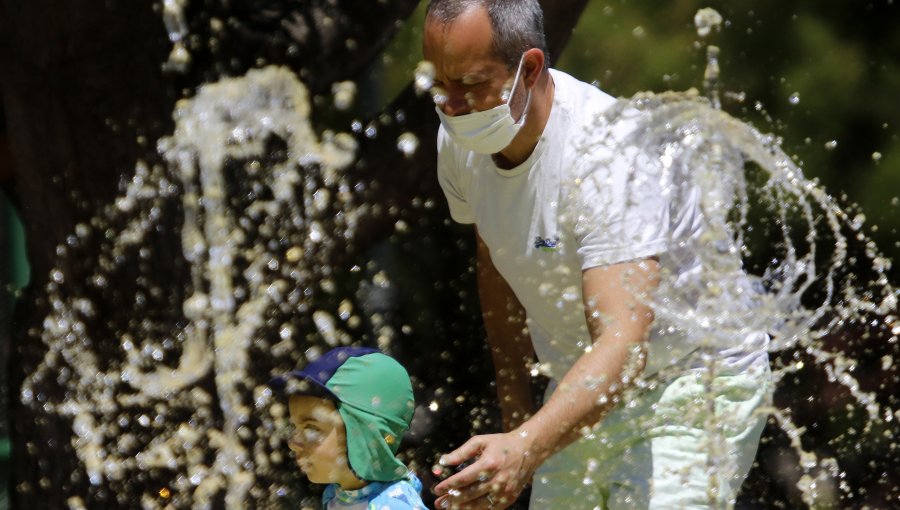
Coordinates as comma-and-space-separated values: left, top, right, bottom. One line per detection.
268, 371, 340, 401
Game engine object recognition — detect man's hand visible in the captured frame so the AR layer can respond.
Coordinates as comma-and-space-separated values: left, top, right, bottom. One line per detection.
433, 431, 540, 509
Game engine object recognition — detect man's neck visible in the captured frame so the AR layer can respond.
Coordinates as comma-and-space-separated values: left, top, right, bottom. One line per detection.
493, 71, 555, 170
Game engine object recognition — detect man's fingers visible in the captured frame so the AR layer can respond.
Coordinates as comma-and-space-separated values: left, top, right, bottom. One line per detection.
435, 484, 516, 510
455, 459, 497, 487
474, 492, 506, 510
434, 459, 486, 496
434, 436, 488, 495
434, 479, 493, 509
440, 436, 484, 467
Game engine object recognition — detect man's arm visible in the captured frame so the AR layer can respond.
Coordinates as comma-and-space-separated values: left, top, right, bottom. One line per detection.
517, 259, 656, 455
475, 230, 536, 431
434, 258, 659, 510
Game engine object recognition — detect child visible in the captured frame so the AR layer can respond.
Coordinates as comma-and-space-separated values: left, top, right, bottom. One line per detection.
271, 346, 428, 509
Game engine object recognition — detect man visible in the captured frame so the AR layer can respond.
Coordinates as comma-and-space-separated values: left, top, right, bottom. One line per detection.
425, 1, 771, 509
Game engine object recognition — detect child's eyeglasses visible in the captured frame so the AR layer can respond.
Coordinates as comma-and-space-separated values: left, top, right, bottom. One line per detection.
279, 423, 326, 447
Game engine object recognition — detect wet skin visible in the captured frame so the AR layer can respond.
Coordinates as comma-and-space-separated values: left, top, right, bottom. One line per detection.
287, 395, 366, 490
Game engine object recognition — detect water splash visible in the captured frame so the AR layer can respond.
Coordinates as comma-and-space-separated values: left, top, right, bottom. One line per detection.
414, 61, 436, 96
396, 132, 420, 158
582, 89, 897, 506
331, 81, 358, 111
161, 0, 191, 72
694, 8, 724, 38
22, 66, 361, 508
16, 9, 898, 509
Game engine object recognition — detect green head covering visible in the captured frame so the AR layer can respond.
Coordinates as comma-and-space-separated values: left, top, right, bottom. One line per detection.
273, 347, 415, 482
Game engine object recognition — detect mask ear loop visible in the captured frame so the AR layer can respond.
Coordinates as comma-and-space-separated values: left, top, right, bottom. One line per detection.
505, 53, 533, 125
502, 54, 527, 102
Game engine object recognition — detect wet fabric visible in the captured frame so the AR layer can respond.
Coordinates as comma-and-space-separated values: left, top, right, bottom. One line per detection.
322, 472, 427, 510
328, 354, 415, 482
530, 361, 772, 509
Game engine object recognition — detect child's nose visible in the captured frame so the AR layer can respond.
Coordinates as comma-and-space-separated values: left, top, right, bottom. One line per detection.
287, 436, 304, 453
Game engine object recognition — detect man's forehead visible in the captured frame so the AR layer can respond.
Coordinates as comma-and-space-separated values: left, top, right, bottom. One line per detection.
424, 7, 501, 74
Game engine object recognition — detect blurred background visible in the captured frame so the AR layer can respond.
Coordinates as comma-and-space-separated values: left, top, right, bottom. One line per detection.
1, 0, 898, 508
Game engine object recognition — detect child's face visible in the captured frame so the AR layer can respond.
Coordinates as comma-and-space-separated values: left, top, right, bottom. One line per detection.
287, 395, 364, 489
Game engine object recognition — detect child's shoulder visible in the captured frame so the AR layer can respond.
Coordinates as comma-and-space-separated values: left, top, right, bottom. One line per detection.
322, 474, 428, 510
368, 475, 427, 509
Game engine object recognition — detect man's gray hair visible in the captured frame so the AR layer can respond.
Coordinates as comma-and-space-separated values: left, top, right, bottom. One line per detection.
427, 0, 548, 70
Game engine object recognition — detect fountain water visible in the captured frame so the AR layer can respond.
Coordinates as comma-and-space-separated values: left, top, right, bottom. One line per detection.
22, 66, 367, 509
578, 88, 897, 506
14, 5, 899, 510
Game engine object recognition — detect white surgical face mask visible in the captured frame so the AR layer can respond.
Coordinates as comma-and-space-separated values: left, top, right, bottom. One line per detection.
435, 55, 532, 154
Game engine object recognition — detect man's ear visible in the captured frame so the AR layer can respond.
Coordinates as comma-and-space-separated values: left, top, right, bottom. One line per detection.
522, 48, 545, 88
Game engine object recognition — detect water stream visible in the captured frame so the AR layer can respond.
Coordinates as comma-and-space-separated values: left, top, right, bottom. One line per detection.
23, 67, 362, 509
16, 6, 899, 510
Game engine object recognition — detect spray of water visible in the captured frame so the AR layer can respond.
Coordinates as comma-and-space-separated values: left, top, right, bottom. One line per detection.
581, 87, 897, 504
22, 66, 364, 509
545, 8, 898, 505
162, 0, 191, 72
18, 7, 899, 509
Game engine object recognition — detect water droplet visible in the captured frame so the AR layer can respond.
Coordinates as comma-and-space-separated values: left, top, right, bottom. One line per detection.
116, 195, 136, 212
396, 132, 419, 158
825, 140, 838, 150
165, 42, 191, 72
372, 271, 390, 288
285, 246, 303, 262
789, 92, 800, 105
312, 189, 330, 213
331, 81, 357, 110
694, 8, 723, 38
162, 0, 188, 42
312, 311, 339, 346
309, 221, 324, 243
872, 151, 882, 163
414, 61, 436, 95
430, 88, 448, 107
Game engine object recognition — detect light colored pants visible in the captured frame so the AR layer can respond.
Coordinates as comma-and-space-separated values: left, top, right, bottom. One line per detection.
529, 362, 772, 510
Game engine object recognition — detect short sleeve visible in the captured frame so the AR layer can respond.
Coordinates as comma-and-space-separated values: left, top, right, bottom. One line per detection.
571, 117, 671, 270
436, 127, 475, 224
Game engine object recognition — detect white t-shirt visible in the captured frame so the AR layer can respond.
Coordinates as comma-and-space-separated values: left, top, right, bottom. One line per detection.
437, 69, 767, 378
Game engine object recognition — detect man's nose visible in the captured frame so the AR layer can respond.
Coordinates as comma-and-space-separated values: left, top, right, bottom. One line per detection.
440, 93, 470, 117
